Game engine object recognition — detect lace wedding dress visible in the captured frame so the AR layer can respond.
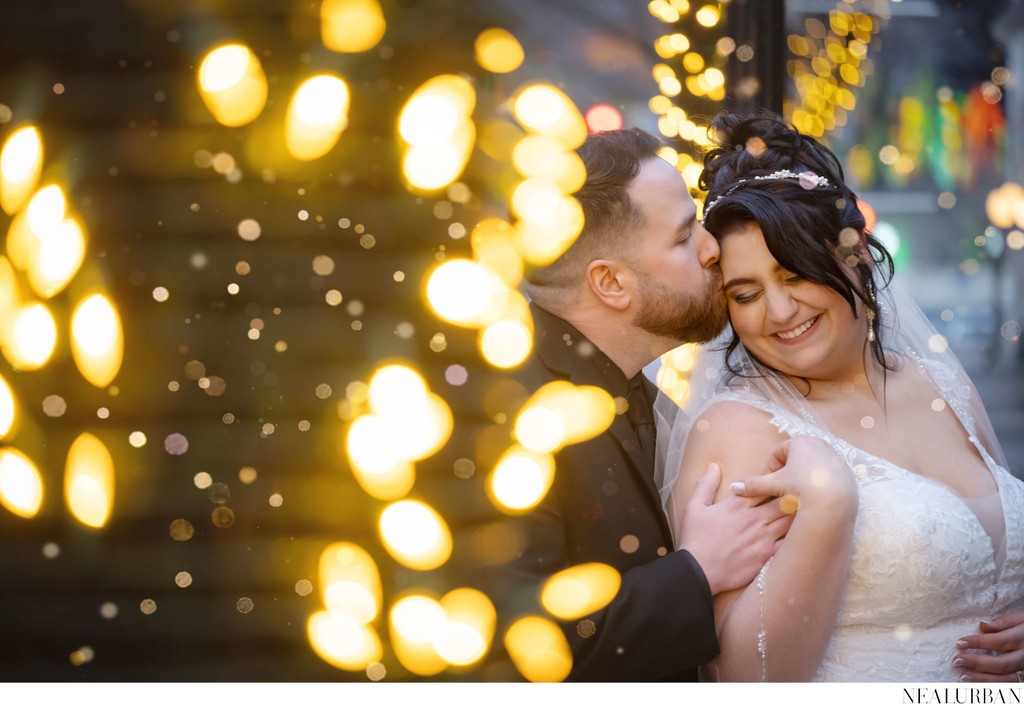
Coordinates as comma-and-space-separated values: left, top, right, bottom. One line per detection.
712, 366, 1024, 681
656, 280, 1024, 682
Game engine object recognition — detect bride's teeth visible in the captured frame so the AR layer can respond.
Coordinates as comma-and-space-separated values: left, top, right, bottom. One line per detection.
777, 317, 816, 340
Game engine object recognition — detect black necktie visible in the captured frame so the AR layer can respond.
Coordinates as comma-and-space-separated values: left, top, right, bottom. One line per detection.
625, 374, 656, 471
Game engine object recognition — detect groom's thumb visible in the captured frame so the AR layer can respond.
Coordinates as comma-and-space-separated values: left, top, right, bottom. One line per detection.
689, 463, 722, 508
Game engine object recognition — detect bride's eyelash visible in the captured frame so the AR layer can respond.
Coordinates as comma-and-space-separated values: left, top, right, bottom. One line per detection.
731, 291, 760, 304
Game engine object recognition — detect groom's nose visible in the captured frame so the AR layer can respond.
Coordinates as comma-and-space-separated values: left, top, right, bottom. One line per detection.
695, 225, 720, 269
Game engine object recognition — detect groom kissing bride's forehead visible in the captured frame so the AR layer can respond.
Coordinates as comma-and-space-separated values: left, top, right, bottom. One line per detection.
476, 124, 814, 682
480, 114, 1024, 684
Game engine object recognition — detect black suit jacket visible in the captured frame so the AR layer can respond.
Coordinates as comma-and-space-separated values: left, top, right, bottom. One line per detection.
497, 303, 719, 681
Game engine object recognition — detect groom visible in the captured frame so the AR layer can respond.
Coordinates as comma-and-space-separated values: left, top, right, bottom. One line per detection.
496, 127, 840, 681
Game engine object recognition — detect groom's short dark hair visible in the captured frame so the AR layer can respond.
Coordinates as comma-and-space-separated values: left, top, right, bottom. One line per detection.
525, 128, 664, 304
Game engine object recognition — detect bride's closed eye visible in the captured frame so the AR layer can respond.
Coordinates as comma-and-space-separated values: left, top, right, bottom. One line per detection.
729, 289, 761, 305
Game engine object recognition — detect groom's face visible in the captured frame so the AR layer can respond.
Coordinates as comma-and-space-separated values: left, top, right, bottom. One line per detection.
626, 157, 727, 344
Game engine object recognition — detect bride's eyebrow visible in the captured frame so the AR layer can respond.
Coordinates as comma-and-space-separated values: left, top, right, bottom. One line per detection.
724, 277, 757, 290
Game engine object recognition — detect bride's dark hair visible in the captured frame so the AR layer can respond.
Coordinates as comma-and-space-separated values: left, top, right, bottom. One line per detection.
699, 110, 896, 378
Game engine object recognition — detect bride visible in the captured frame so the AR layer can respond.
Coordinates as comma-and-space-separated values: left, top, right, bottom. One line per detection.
659, 112, 1024, 681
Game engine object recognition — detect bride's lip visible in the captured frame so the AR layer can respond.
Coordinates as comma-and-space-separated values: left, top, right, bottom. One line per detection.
773, 315, 820, 343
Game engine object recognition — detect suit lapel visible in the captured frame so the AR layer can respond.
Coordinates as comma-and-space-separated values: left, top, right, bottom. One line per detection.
530, 304, 672, 538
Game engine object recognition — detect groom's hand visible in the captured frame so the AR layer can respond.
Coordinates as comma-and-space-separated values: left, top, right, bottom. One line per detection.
677, 462, 793, 596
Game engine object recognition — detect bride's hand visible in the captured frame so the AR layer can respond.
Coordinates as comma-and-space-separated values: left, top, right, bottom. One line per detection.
729, 436, 857, 511
954, 612, 1024, 682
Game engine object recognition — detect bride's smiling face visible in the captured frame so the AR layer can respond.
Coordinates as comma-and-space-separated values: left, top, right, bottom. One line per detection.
720, 222, 868, 381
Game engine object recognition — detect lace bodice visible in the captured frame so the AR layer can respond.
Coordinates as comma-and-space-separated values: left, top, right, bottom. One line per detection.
712, 360, 1024, 682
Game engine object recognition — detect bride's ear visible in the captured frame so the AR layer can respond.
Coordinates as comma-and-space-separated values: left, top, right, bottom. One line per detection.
586, 259, 633, 311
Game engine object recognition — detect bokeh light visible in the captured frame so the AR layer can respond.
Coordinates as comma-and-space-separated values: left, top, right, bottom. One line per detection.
425, 259, 509, 328
197, 43, 268, 127
320, 0, 387, 53
286, 74, 351, 161
512, 84, 587, 149
514, 381, 616, 451
389, 593, 448, 676
0, 447, 43, 518
27, 216, 85, 298
511, 136, 587, 193
540, 563, 621, 620
0, 374, 15, 438
432, 588, 495, 667
584, 103, 623, 133
378, 500, 452, 570
318, 542, 382, 624
70, 293, 123, 388
487, 445, 555, 513
64, 433, 115, 528
0, 124, 43, 215
399, 75, 476, 192
504, 616, 573, 681
474, 28, 524, 74
307, 610, 383, 671
4, 302, 57, 370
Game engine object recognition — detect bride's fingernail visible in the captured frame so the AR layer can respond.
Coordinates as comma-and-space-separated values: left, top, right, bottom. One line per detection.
730, 482, 746, 494
956, 640, 968, 648
959, 674, 974, 682
952, 658, 966, 668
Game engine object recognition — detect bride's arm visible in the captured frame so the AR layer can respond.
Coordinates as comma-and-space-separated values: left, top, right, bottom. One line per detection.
671, 401, 858, 681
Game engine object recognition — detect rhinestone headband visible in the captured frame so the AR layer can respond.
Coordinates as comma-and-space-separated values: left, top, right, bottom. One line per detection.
703, 169, 831, 219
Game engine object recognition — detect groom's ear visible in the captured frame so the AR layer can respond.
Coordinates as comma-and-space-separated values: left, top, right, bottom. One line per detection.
586, 259, 633, 311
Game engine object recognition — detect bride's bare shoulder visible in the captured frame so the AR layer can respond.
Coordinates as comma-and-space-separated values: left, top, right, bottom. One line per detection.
678, 400, 789, 496
690, 399, 780, 438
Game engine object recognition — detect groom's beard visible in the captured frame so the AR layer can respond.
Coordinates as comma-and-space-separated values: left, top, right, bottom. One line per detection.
632, 270, 727, 344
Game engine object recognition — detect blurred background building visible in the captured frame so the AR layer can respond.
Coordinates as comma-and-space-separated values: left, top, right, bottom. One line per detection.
0, 0, 1020, 682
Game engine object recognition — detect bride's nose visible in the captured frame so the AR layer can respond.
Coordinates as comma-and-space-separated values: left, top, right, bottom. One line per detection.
765, 287, 799, 323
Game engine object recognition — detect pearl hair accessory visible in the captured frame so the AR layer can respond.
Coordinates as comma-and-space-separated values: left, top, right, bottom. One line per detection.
703, 169, 831, 219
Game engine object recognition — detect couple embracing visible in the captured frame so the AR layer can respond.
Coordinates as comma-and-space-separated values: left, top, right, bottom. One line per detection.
503, 112, 1024, 682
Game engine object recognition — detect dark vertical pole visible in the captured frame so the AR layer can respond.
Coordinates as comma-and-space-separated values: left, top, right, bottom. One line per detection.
991, 0, 1024, 363
724, 0, 787, 115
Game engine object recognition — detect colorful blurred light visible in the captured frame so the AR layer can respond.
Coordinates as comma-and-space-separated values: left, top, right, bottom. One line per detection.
584, 103, 623, 133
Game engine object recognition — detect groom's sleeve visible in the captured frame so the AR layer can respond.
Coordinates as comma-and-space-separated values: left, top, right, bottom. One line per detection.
500, 492, 720, 681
